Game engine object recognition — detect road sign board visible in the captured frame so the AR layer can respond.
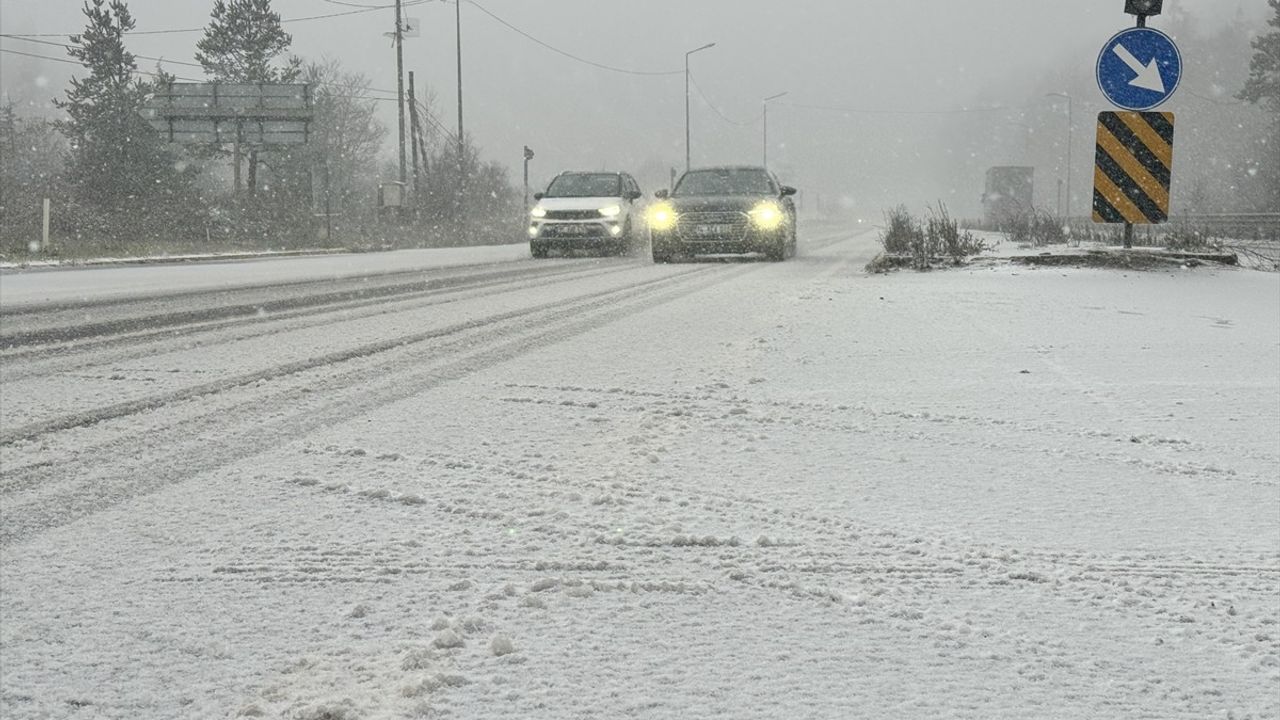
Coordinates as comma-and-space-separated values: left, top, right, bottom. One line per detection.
1093, 111, 1175, 225
1097, 27, 1182, 111
143, 83, 313, 146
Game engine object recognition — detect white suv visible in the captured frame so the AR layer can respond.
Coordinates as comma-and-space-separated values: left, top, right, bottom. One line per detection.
528, 172, 645, 258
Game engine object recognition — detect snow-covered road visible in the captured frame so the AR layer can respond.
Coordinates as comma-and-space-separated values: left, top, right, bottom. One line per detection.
2, 228, 1278, 719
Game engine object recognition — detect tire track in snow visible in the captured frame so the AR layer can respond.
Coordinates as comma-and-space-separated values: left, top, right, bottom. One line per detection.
0, 262, 762, 545
0, 267, 704, 446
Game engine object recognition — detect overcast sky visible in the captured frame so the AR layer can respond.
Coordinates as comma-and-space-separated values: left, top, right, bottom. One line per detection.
1, 0, 1267, 215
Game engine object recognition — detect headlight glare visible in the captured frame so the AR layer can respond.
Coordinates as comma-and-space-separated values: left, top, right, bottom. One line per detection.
749, 202, 785, 230
530, 206, 547, 218
598, 204, 622, 218
648, 203, 677, 231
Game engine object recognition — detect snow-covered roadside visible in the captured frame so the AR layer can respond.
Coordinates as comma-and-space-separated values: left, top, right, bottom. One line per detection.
0, 243, 536, 308
1, 234, 1277, 719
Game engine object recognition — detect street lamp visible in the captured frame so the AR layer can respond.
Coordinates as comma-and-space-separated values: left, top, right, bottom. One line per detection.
1045, 92, 1073, 220
763, 91, 788, 168
685, 42, 716, 172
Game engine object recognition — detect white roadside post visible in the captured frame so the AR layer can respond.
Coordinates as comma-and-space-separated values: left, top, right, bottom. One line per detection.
41, 198, 51, 252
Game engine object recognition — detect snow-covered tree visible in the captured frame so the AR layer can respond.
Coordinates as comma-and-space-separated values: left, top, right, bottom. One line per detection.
1240, 0, 1280, 112
195, 0, 301, 194
54, 0, 174, 208
1239, 0, 1280, 209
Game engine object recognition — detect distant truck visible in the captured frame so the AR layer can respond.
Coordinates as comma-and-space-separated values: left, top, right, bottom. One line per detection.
982, 166, 1034, 228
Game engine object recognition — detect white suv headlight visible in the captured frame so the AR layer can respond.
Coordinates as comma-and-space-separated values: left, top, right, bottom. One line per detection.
530, 206, 547, 218
598, 204, 622, 218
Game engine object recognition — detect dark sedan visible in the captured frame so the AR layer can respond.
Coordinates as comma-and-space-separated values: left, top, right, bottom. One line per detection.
648, 166, 797, 263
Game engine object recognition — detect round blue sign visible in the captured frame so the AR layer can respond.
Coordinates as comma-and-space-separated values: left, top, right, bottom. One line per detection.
1096, 27, 1182, 111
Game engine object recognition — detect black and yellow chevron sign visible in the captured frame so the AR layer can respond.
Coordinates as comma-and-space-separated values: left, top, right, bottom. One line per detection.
1092, 111, 1175, 224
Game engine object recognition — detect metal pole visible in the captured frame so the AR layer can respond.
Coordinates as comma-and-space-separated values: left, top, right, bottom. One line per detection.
409, 71, 421, 208
1045, 92, 1072, 220
685, 54, 691, 172
395, 0, 406, 186
456, 0, 466, 238
684, 43, 715, 173
762, 91, 787, 168
1065, 94, 1073, 222
523, 148, 530, 216
1123, 13, 1146, 246
41, 197, 50, 252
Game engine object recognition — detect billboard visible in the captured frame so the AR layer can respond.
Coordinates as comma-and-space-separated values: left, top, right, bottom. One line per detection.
143, 83, 313, 146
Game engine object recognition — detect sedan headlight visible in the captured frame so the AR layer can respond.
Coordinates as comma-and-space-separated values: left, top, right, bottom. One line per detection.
530, 206, 547, 218
647, 203, 677, 231
749, 201, 785, 230
598, 204, 622, 218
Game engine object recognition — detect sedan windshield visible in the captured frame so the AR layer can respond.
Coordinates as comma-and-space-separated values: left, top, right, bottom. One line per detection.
674, 168, 776, 197
545, 173, 621, 198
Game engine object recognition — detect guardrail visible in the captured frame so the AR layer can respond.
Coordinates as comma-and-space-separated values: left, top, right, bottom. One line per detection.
1171, 212, 1280, 236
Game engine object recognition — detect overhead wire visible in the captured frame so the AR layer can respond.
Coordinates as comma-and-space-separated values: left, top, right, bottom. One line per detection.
687, 71, 757, 128
1, 1, 433, 38
463, 0, 681, 77
778, 100, 1024, 116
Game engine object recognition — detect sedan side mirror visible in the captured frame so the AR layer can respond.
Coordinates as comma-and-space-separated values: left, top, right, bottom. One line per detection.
533, 192, 545, 201
655, 189, 669, 200
780, 186, 797, 197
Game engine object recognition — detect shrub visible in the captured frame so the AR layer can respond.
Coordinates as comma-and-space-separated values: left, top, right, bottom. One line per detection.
877, 204, 986, 270
1006, 210, 1067, 247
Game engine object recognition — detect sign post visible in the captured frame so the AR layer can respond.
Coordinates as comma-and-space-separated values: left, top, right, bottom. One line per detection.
41, 198, 50, 253
523, 145, 535, 217
1093, 3, 1181, 248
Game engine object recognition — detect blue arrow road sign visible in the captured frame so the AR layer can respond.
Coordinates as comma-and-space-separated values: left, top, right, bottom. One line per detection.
1097, 27, 1182, 111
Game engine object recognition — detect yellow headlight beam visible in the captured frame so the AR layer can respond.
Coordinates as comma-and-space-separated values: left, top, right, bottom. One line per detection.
749, 202, 785, 230
648, 203, 677, 231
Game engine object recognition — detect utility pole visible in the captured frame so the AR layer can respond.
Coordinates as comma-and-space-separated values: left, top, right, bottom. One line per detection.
522, 145, 534, 217
763, 91, 788, 168
409, 71, 421, 208
1046, 92, 1073, 222
685, 42, 716, 172
395, 0, 406, 187
455, 0, 466, 238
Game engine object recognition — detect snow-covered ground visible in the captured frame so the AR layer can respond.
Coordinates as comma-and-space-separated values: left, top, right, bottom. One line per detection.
0, 243, 534, 308
1, 227, 1277, 719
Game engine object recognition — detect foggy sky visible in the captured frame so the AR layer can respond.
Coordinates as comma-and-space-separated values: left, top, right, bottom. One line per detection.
0, 0, 1267, 216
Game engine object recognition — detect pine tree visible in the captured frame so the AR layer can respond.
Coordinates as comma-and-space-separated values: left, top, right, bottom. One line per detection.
195, 0, 301, 194
55, 0, 172, 208
1240, 0, 1280, 111
1238, 0, 1280, 209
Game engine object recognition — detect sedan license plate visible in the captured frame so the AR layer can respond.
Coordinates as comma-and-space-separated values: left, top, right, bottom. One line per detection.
694, 224, 731, 237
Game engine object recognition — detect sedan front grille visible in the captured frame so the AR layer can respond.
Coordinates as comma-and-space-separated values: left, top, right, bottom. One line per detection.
676, 211, 751, 242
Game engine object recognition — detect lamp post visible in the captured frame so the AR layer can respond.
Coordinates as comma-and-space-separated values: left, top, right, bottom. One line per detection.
763, 91, 788, 168
1045, 92, 1072, 220
685, 42, 716, 172
522, 145, 534, 217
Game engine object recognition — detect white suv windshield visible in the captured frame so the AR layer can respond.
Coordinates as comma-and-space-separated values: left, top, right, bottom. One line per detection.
545, 174, 621, 198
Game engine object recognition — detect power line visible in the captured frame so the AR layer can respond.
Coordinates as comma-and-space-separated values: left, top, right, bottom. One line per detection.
1, 34, 206, 70
687, 70, 756, 127
464, 0, 681, 77
0, 47, 406, 107
0, 47, 204, 82
4, 1, 433, 38
779, 100, 1024, 116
